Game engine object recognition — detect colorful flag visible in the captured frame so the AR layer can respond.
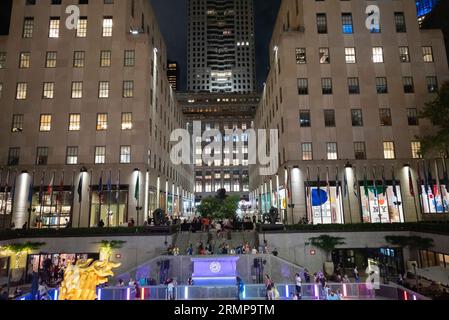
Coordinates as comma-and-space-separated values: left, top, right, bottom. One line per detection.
427, 162, 434, 195
335, 167, 340, 198
77, 174, 83, 203
409, 168, 415, 197
363, 168, 369, 197
372, 168, 378, 198
381, 167, 387, 197
47, 174, 54, 195
326, 168, 331, 196
443, 164, 449, 193
392, 168, 398, 198
56, 173, 64, 204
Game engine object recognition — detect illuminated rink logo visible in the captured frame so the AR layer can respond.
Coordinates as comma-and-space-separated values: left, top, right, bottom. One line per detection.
209, 262, 222, 274
170, 121, 279, 176
365, 5, 381, 32
65, 5, 80, 30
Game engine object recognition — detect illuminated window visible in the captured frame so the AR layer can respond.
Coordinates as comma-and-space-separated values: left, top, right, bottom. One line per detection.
23, 17, 34, 38
96, 113, 108, 131
76, 17, 88, 37
100, 51, 111, 67
399, 47, 410, 62
295, 48, 306, 64
46, 51, 57, 68
98, 81, 109, 98
73, 51, 85, 68
124, 50, 135, 66
327, 142, 338, 160
319, 47, 330, 64
16, 83, 28, 100
66, 147, 78, 165
95, 146, 106, 164
102, 17, 113, 37
372, 47, 384, 63
19, 52, 31, 68
383, 142, 396, 159
345, 47, 356, 63
42, 82, 54, 99
0, 52, 6, 69
71, 82, 83, 98
11, 114, 24, 133
120, 146, 131, 163
121, 113, 133, 130
302, 143, 313, 161
49, 17, 60, 38
39, 114, 52, 132
69, 114, 80, 131
411, 141, 422, 159
123, 81, 134, 98
354, 142, 366, 160
423, 46, 434, 62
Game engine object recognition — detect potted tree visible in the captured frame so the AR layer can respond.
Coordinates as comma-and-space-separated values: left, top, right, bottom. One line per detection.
307, 235, 346, 276
98, 240, 126, 261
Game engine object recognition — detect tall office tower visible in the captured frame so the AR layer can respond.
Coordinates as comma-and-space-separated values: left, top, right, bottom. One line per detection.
187, 0, 256, 93
249, 0, 449, 225
0, 0, 194, 230
178, 92, 259, 207
416, 0, 439, 20
167, 61, 179, 91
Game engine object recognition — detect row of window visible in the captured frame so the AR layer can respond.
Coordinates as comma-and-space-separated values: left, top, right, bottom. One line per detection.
300, 141, 422, 161
7, 145, 131, 166
296, 76, 438, 95
0, 50, 135, 69
8, 80, 135, 100
21, 16, 114, 39
11, 113, 133, 133
314, 11, 407, 34
295, 46, 434, 65
298, 108, 420, 128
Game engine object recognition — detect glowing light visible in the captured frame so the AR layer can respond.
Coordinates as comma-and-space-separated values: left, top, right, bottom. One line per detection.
127, 288, 131, 300
343, 284, 348, 297
97, 288, 102, 300
53, 289, 59, 300
314, 284, 319, 300
285, 285, 289, 298
413, 294, 417, 300
242, 285, 246, 299
184, 287, 189, 300
141, 288, 145, 300
403, 291, 408, 300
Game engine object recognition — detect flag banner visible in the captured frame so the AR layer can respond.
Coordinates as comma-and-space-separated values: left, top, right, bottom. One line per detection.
135, 174, 140, 201
335, 167, 340, 198
408, 168, 415, 197
360, 183, 404, 224
363, 168, 369, 198
47, 174, 54, 195
353, 167, 359, 198
382, 168, 387, 197
306, 186, 344, 225
39, 173, 45, 204
77, 174, 83, 203
419, 161, 449, 214
392, 167, 398, 198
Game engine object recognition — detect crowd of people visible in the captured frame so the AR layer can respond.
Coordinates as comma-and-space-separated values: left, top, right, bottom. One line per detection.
173, 239, 273, 256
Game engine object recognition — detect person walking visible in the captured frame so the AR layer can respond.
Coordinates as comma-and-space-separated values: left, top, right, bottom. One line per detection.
295, 273, 302, 299
353, 266, 360, 283
236, 277, 245, 300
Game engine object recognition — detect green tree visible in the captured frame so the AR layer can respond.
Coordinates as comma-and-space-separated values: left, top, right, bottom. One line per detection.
306, 235, 346, 261
196, 191, 240, 220
419, 81, 449, 156
1, 242, 45, 268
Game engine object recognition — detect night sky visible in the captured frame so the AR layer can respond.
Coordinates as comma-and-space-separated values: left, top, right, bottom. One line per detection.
150, 0, 281, 92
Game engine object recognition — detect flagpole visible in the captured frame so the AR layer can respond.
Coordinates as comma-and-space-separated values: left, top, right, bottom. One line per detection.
383, 167, 392, 224
435, 159, 446, 213
2, 171, 10, 230
327, 167, 332, 224
416, 162, 424, 221
87, 169, 93, 228
108, 170, 111, 228
423, 161, 432, 215
353, 166, 362, 222
364, 167, 373, 223
57, 171, 64, 228
69, 170, 75, 228
28, 171, 35, 228
98, 170, 103, 227
318, 167, 323, 224
117, 170, 120, 226
48, 171, 55, 229
345, 168, 353, 224
410, 166, 420, 222
306, 167, 311, 224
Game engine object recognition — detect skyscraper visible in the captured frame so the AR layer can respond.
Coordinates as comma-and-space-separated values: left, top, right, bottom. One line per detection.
416, 0, 439, 18
187, 0, 256, 93
167, 61, 179, 91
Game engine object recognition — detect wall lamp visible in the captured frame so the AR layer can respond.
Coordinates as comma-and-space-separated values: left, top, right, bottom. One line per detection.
345, 162, 353, 169
80, 167, 88, 173
404, 163, 411, 168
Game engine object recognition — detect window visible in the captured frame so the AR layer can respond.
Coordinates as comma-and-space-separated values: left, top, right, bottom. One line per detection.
8, 148, 20, 166
411, 141, 422, 159
296, 48, 306, 64
399, 47, 410, 62
321, 78, 332, 94
354, 142, 366, 160
379, 108, 392, 126
324, 109, 335, 127
96, 113, 108, 131
403, 77, 414, 93
100, 51, 111, 67
327, 143, 338, 160
376, 77, 388, 94
11, 114, 24, 133
423, 47, 434, 62
36, 147, 48, 165
102, 17, 113, 37
124, 50, 135, 66
372, 47, 384, 63
348, 77, 360, 94
42, 82, 55, 99
19, 52, 31, 68
123, 81, 134, 98
316, 13, 327, 34
351, 109, 363, 126
69, 114, 81, 131
76, 17, 88, 37
0, 83, 2, 98
407, 108, 419, 126
427, 76, 438, 93
16, 83, 28, 100
345, 47, 356, 63
0, 52, 6, 69
66, 147, 78, 165
46, 52, 57, 68
95, 146, 106, 164
120, 146, 131, 163
121, 113, 133, 130
49, 17, 60, 38
23, 17, 34, 38
319, 47, 330, 64
297, 78, 308, 95
302, 143, 313, 161
98, 81, 109, 98
383, 142, 396, 159
73, 51, 85, 68
39, 114, 52, 132
394, 12, 406, 33
299, 110, 311, 127
341, 13, 353, 34
71, 82, 83, 98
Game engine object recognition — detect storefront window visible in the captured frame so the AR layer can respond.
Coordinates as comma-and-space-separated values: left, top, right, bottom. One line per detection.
306, 186, 344, 224
419, 185, 449, 213
30, 188, 73, 228
0, 191, 13, 225
360, 185, 404, 223
89, 187, 128, 227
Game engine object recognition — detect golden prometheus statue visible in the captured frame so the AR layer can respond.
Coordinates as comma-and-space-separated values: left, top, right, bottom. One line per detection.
59, 259, 121, 300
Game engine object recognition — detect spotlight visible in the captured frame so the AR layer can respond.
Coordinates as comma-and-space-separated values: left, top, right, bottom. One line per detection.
345, 162, 352, 169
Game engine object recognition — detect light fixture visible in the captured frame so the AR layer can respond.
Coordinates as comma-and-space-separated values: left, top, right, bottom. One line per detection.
293, 165, 299, 169
274, 45, 278, 52
21, 170, 28, 174
134, 168, 140, 172
153, 48, 158, 54
345, 162, 352, 169
130, 28, 139, 35
80, 167, 88, 173
404, 163, 411, 168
